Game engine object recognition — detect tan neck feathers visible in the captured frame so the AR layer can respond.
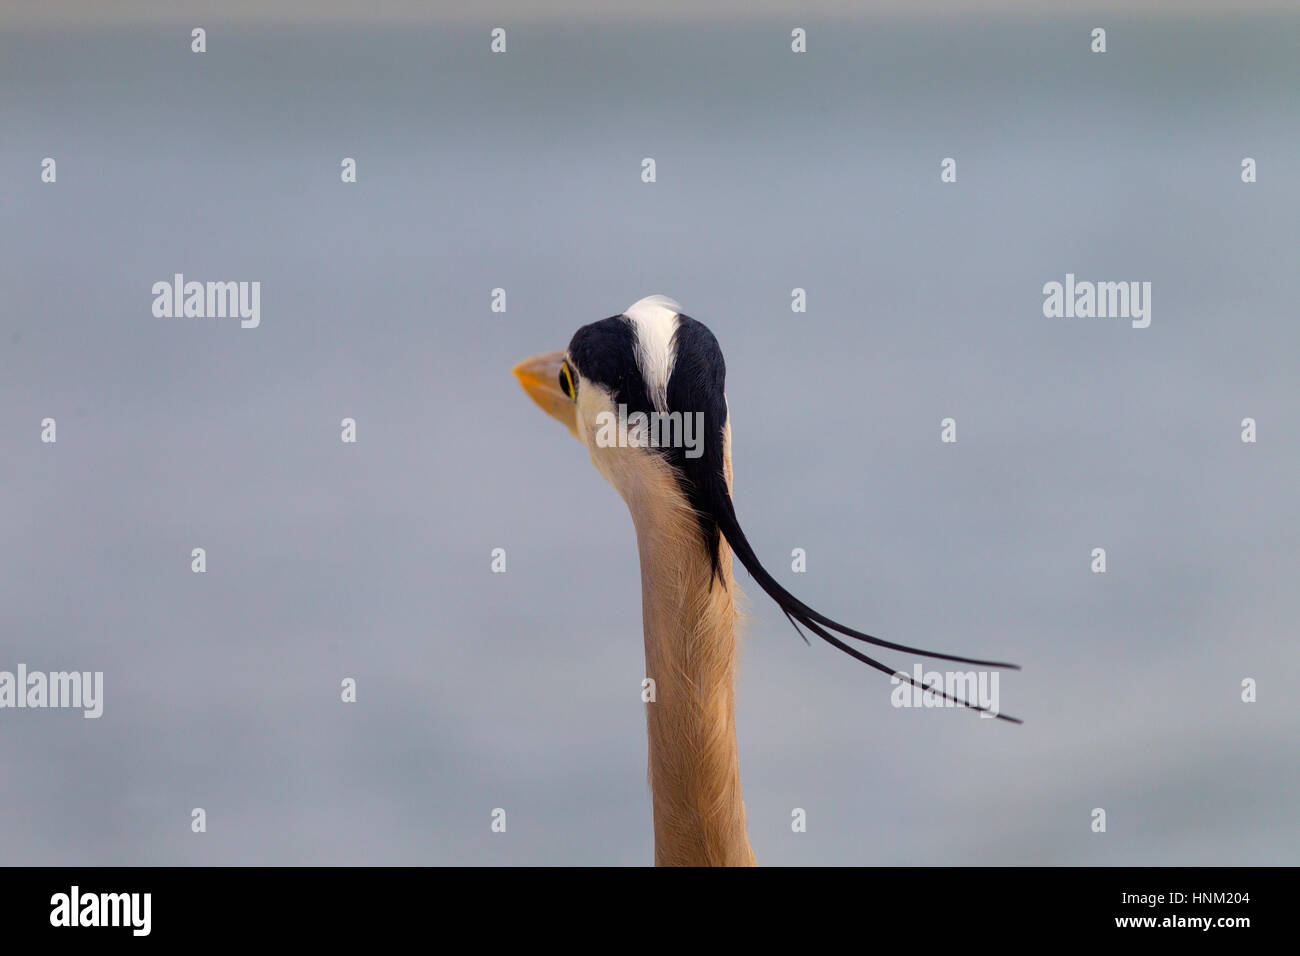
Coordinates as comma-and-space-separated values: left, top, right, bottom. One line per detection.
628, 455, 755, 867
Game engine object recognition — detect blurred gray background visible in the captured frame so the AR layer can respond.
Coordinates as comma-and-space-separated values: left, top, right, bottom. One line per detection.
1, 5, 1297, 865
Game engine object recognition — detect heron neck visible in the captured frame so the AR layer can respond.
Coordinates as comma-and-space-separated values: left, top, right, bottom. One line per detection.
630, 473, 755, 867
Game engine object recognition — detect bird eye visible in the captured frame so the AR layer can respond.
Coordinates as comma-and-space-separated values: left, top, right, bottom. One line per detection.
558, 360, 576, 401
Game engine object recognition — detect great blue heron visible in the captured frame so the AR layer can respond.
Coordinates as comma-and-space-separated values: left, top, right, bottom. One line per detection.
514, 295, 1019, 866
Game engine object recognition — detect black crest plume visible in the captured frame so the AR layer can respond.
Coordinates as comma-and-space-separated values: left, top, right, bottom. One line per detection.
660, 313, 1023, 723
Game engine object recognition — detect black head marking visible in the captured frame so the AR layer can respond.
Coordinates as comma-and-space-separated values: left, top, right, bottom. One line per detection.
567, 316, 654, 417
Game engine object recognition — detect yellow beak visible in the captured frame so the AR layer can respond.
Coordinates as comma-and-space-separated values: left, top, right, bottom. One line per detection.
512, 350, 578, 438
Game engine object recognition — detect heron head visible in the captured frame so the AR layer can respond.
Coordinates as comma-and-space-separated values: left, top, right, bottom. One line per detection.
513, 295, 731, 566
